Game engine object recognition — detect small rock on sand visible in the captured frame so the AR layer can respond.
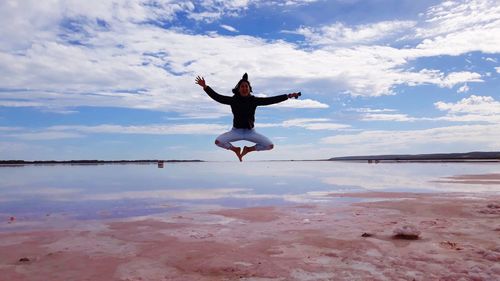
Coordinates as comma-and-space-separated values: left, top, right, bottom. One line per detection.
439, 241, 462, 250
393, 224, 421, 240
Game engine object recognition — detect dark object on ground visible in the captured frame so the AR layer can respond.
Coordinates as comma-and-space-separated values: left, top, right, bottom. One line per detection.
392, 225, 421, 240
393, 234, 420, 240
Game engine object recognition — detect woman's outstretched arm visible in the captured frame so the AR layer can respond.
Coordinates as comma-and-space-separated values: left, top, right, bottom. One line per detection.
255, 92, 301, 106
195, 76, 232, 105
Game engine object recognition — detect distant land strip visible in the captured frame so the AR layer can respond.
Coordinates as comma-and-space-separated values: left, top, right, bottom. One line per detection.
0, 160, 204, 165
329, 151, 500, 162
2, 151, 499, 165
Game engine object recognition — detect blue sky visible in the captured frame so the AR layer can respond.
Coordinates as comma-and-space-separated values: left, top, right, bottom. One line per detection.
1, 0, 499, 161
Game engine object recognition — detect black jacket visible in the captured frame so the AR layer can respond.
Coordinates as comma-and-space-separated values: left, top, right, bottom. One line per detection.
204, 86, 288, 129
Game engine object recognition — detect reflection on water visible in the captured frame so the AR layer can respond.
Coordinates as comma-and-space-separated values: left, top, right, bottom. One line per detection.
1, 161, 499, 225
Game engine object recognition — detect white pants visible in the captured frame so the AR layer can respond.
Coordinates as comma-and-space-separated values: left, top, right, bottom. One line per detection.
215, 128, 274, 151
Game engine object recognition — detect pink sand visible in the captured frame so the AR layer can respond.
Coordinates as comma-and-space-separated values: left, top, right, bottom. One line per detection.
1, 193, 499, 280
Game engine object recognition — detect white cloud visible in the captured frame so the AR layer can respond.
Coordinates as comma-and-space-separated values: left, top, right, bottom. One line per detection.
0, 100, 44, 107
435, 95, 500, 118
0, 0, 195, 50
416, 0, 500, 39
282, 118, 330, 126
440, 72, 483, 88
280, 0, 319, 6
291, 1, 500, 56
438, 114, 500, 123
1, 118, 352, 142
321, 95, 500, 155
271, 98, 329, 108
186, 0, 252, 22
410, 0, 500, 57
413, 27, 500, 57
187, 11, 222, 22
3, 23, 416, 108
285, 0, 497, 94
358, 95, 500, 124
495, 67, 500, 73
457, 84, 469, 93
82, 188, 253, 201
0, 126, 22, 131
360, 113, 416, 122
402, 69, 483, 89
349, 95, 500, 124
351, 108, 397, 113
294, 20, 416, 47
51, 123, 230, 135
0, 0, 497, 118
2, 123, 231, 141
296, 122, 350, 130
8, 131, 84, 141
220, 24, 238, 32
260, 118, 350, 131
321, 124, 500, 154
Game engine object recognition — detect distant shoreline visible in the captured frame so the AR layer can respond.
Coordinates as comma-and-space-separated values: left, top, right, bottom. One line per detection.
1, 151, 499, 165
329, 151, 500, 163
0, 160, 204, 166
329, 159, 500, 163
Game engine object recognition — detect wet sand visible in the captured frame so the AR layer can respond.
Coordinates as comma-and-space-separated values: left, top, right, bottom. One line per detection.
1, 192, 499, 280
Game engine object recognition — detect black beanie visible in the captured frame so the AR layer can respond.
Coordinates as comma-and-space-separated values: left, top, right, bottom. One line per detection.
232, 73, 253, 95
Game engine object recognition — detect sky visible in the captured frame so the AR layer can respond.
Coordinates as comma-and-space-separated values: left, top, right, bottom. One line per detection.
0, 0, 499, 161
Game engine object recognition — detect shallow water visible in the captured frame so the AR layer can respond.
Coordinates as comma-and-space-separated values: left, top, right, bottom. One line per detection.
1, 161, 499, 225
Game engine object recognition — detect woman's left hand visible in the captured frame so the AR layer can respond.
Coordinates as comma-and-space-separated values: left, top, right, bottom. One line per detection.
288, 92, 301, 99
195, 76, 206, 88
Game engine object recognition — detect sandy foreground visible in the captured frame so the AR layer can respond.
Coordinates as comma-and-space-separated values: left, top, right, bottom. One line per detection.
1, 191, 499, 281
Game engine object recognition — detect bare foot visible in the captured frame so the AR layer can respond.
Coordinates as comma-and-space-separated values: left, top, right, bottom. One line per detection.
240, 146, 255, 160
231, 146, 242, 162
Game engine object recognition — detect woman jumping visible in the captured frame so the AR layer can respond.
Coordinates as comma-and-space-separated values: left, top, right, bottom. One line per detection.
195, 73, 301, 161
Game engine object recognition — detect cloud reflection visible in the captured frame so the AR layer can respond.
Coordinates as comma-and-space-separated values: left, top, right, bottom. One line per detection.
1, 162, 499, 222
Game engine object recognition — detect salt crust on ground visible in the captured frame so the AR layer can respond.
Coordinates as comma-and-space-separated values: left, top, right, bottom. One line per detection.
1, 192, 499, 281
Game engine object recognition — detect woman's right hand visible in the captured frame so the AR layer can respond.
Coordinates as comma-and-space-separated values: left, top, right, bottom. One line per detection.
287, 92, 301, 99
195, 76, 206, 88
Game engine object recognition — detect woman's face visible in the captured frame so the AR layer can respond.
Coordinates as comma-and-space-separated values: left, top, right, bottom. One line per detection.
239, 81, 250, 97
